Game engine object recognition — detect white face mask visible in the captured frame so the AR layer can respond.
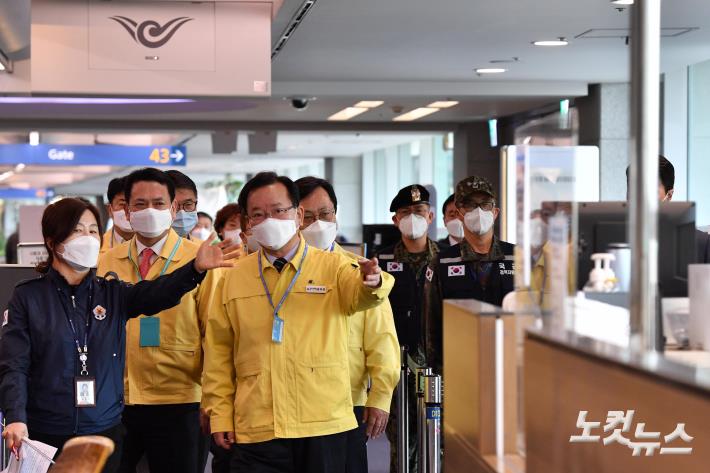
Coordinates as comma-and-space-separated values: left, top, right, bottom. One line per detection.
251, 218, 297, 251
245, 233, 261, 253
222, 229, 241, 243
58, 235, 100, 272
112, 210, 133, 233
530, 217, 547, 248
464, 208, 495, 236
398, 214, 429, 240
130, 208, 173, 238
445, 219, 465, 240
191, 227, 212, 241
301, 220, 337, 250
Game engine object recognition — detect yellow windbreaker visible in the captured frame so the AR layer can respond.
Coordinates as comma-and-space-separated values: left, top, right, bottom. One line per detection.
203, 237, 394, 443
97, 229, 222, 405
332, 244, 399, 411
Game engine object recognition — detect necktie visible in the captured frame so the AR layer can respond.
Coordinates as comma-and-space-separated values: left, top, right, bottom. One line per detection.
139, 248, 155, 279
273, 257, 288, 273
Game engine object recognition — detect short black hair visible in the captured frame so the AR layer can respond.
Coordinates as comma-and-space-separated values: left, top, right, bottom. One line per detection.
106, 177, 126, 204
166, 170, 198, 197
659, 155, 675, 193
124, 168, 176, 204
197, 211, 213, 223
294, 176, 338, 212
625, 155, 675, 193
441, 194, 455, 216
238, 172, 299, 213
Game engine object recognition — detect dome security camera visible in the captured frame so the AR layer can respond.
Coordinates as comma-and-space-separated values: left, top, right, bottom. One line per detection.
291, 98, 310, 110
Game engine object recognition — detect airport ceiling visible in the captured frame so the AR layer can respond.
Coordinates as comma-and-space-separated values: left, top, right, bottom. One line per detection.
0, 0, 707, 128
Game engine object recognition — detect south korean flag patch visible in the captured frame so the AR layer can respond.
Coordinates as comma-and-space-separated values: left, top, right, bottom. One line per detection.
448, 265, 466, 277
387, 262, 404, 272
93, 305, 107, 321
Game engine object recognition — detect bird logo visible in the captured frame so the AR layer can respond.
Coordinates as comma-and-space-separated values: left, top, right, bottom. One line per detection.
109, 16, 194, 49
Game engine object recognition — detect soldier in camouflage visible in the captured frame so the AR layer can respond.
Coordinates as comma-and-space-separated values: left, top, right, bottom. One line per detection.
423, 176, 516, 374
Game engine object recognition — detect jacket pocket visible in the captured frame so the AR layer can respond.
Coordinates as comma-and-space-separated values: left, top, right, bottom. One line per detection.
235, 362, 273, 431
296, 361, 350, 423
151, 344, 201, 390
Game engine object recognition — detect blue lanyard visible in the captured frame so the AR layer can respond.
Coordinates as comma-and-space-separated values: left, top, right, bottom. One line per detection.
53, 279, 93, 376
257, 245, 309, 342
128, 237, 182, 281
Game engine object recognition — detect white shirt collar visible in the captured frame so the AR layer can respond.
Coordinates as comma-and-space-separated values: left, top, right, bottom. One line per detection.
265, 241, 300, 264
136, 233, 169, 258
112, 229, 125, 246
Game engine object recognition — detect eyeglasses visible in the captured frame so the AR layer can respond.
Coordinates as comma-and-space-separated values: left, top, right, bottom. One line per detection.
248, 206, 295, 224
176, 200, 197, 212
460, 201, 495, 212
303, 208, 336, 226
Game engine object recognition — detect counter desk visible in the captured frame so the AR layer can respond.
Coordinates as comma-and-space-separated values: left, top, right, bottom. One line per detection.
442, 298, 710, 473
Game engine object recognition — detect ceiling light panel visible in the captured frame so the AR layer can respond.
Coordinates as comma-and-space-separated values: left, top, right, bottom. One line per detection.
428, 101, 459, 109
392, 107, 439, 122
475, 68, 506, 74
328, 107, 369, 121
354, 101, 384, 108
533, 39, 569, 47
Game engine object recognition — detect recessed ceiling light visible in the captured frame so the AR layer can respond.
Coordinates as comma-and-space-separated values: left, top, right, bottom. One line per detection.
354, 101, 384, 108
533, 38, 569, 47
475, 68, 506, 74
328, 107, 369, 121
427, 101, 459, 109
611, 0, 634, 4
392, 107, 439, 122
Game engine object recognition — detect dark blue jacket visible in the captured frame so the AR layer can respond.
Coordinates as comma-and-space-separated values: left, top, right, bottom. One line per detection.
0, 261, 205, 436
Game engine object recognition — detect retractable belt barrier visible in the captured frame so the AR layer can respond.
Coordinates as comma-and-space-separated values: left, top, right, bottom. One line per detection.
424, 374, 442, 473
397, 346, 409, 473
416, 366, 432, 471
396, 348, 443, 473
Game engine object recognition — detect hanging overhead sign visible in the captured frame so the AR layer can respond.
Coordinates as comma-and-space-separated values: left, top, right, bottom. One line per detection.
0, 144, 187, 167
31, 0, 279, 96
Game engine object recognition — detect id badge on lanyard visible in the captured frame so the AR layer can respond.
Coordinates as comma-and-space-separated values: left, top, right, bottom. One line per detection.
57, 281, 97, 408
258, 245, 309, 344
75, 377, 96, 407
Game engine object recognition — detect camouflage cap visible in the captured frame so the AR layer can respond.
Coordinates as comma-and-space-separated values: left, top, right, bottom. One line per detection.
454, 176, 496, 205
389, 184, 430, 212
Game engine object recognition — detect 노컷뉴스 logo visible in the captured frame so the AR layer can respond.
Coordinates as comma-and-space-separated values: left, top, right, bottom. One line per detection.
109, 16, 194, 48
570, 410, 694, 456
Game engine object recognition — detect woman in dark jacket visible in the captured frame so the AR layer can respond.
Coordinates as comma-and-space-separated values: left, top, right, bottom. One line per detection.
0, 198, 238, 472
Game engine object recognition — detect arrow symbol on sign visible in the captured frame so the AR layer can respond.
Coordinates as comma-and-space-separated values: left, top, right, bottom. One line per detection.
170, 149, 185, 162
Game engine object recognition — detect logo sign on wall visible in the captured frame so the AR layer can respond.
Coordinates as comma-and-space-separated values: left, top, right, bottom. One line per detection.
31, 0, 273, 96
108, 16, 194, 49
89, 1, 216, 72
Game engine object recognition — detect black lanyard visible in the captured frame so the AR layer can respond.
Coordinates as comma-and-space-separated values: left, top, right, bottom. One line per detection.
54, 279, 93, 376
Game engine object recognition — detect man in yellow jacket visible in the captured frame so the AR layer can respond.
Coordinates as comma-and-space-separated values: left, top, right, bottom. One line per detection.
203, 172, 394, 472
98, 168, 222, 473
100, 176, 134, 255
295, 176, 400, 473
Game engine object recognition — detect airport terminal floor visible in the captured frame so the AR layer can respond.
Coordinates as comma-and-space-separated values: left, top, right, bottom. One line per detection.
0, 0, 709, 472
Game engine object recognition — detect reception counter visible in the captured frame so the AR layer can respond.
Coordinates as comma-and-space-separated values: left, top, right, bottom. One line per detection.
442, 299, 527, 473
442, 298, 710, 473
525, 327, 710, 473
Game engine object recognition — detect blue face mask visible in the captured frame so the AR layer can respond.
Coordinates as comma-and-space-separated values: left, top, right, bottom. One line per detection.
172, 210, 198, 237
